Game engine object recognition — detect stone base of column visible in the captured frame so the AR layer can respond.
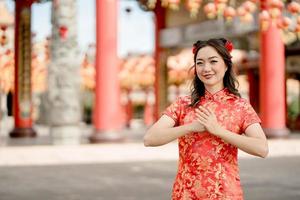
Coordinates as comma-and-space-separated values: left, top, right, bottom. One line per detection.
89, 130, 124, 143
264, 128, 290, 138
50, 126, 81, 145
9, 127, 37, 138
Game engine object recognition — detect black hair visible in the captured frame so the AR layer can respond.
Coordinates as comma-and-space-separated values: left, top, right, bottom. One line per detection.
190, 38, 240, 107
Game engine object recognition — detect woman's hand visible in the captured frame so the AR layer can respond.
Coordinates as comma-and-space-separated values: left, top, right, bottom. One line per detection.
188, 120, 206, 133
195, 106, 223, 135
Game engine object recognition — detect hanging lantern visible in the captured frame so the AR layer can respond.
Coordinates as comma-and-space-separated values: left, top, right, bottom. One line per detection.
59, 25, 68, 40
241, 13, 254, 23
269, 0, 284, 10
237, 6, 253, 23
237, 6, 247, 17
294, 24, 300, 38
186, 0, 202, 18
0, 35, 8, 46
259, 10, 271, 31
277, 16, 292, 30
215, 0, 228, 13
297, 15, 300, 26
5, 49, 11, 56
204, 3, 217, 19
0, 25, 8, 47
0, 25, 7, 32
224, 6, 236, 22
269, 0, 283, 19
161, 0, 169, 7
287, 1, 300, 15
168, 0, 181, 10
147, 0, 157, 9
242, 1, 257, 13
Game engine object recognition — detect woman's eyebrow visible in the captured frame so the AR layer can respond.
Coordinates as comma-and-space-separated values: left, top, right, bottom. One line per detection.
208, 56, 218, 60
196, 56, 218, 61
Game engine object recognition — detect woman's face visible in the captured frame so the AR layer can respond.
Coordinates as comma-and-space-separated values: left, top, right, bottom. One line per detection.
195, 46, 227, 90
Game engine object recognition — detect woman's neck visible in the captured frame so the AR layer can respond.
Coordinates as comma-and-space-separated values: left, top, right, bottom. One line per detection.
205, 85, 225, 95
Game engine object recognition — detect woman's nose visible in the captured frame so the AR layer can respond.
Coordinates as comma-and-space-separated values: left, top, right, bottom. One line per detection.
202, 64, 211, 72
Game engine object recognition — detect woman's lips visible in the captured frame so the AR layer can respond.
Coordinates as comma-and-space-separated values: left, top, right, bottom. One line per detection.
203, 74, 214, 79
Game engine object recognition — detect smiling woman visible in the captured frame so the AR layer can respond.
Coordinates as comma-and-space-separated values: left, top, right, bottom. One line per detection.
144, 38, 268, 200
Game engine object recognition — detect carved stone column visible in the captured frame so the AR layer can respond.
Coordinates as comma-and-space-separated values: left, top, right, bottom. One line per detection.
46, 0, 81, 144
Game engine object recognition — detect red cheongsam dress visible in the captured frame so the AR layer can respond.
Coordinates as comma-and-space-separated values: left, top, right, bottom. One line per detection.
163, 88, 261, 200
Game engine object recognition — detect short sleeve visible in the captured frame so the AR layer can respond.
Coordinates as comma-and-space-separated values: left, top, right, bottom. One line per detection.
162, 97, 184, 126
240, 100, 261, 133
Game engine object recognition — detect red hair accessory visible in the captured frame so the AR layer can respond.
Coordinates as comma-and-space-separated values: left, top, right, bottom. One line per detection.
192, 45, 198, 54
225, 41, 233, 53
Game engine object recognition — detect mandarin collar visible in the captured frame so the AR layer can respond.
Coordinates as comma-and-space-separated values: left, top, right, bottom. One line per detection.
203, 87, 235, 101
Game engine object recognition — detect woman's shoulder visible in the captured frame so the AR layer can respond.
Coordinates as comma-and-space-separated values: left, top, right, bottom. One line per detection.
178, 95, 191, 102
232, 96, 252, 107
174, 95, 191, 106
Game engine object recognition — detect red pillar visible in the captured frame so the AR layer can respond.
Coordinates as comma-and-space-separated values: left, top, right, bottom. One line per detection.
259, 14, 289, 137
154, 5, 166, 120
10, 0, 36, 137
90, 0, 123, 142
247, 69, 259, 112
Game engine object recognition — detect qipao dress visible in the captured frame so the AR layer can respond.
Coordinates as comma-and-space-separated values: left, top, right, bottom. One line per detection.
163, 88, 261, 200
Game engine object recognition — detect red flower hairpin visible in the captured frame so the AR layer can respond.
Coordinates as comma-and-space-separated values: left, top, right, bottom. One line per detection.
192, 45, 198, 54
225, 41, 234, 53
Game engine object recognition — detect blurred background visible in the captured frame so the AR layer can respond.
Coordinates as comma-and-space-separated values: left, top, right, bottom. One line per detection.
0, 0, 300, 199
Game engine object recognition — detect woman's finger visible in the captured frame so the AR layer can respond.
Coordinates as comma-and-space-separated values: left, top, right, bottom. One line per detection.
197, 115, 207, 124
198, 112, 209, 120
199, 106, 211, 116
196, 108, 209, 117
206, 107, 214, 115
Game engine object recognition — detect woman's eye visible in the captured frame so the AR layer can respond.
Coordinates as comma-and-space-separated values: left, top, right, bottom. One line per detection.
211, 60, 217, 64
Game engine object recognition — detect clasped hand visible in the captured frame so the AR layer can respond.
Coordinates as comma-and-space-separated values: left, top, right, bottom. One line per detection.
189, 106, 223, 135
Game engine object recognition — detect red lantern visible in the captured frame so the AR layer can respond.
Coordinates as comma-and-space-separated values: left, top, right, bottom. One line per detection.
277, 17, 291, 30
59, 25, 68, 40
241, 13, 254, 23
5, 49, 11, 55
295, 25, 300, 38
269, 0, 284, 10
224, 6, 236, 21
168, 0, 180, 10
0, 35, 8, 46
242, 1, 256, 13
204, 3, 217, 19
259, 10, 270, 21
295, 25, 300, 33
287, 2, 300, 15
214, 0, 227, 12
186, 0, 203, 17
237, 6, 247, 17
259, 10, 270, 31
297, 16, 300, 25
0, 25, 7, 32
268, 0, 283, 19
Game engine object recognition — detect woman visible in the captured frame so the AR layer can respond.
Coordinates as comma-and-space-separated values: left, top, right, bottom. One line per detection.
144, 38, 268, 200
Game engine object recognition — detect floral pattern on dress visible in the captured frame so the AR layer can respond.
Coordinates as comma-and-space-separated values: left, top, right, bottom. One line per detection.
163, 88, 261, 200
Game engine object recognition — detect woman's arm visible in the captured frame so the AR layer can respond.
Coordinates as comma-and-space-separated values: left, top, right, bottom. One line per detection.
213, 123, 268, 158
196, 106, 269, 158
144, 115, 205, 147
